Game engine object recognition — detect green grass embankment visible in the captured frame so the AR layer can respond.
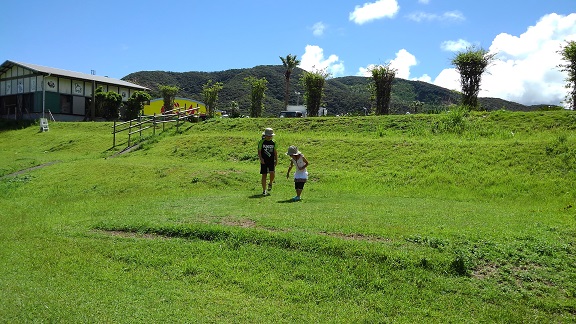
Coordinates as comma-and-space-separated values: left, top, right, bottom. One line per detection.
0, 110, 575, 322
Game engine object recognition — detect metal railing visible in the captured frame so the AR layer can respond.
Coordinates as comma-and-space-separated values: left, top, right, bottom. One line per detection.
112, 108, 201, 148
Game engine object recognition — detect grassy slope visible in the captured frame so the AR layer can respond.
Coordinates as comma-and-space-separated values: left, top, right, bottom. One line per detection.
0, 111, 575, 322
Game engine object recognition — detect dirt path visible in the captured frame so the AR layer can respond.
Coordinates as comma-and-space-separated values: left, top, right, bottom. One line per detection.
0, 161, 60, 179
2, 144, 140, 179
107, 144, 140, 158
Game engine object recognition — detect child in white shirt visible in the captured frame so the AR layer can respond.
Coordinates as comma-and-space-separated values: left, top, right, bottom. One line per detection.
285, 145, 309, 201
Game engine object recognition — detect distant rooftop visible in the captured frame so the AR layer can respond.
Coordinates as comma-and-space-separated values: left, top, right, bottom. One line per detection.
0, 60, 149, 90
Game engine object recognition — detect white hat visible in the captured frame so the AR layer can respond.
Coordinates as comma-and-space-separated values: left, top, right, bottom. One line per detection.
262, 128, 275, 136
286, 145, 301, 156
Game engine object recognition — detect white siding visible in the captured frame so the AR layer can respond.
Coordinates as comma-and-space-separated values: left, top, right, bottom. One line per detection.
120, 88, 129, 101
45, 76, 58, 92
85, 81, 93, 96
60, 78, 71, 94
73, 80, 84, 96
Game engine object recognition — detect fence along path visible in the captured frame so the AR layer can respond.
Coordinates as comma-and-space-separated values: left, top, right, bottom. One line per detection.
112, 108, 202, 148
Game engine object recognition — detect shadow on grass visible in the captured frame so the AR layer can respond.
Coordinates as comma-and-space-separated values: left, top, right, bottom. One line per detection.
248, 194, 268, 199
277, 198, 300, 203
247, 194, 299, 203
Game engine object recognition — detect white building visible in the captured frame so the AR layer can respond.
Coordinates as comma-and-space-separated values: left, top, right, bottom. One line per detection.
0, 60, 148, 120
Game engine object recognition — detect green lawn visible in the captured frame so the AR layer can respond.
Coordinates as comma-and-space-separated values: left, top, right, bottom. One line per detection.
1, 111, 575, 322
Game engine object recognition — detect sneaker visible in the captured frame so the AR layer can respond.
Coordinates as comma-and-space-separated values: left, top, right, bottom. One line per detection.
292, 196, 301, 201
263, 191, 267, 196
267, 183, 273, 191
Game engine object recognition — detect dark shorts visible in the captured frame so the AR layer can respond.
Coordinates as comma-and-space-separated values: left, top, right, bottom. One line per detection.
295, 179, 306, 190
260, 161, 275, 174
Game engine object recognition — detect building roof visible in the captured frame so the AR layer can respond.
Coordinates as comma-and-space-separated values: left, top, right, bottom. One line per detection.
0, 60, 149, 90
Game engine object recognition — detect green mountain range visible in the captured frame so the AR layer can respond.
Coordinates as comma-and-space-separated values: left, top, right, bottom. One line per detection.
123, 65, 553, 117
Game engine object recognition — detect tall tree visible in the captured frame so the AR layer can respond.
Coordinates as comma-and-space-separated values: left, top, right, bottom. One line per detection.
227, 100, 241, 118
300, 69, 329, 117
280, 54, 301, 108
410, 100, 424, 114
244, 76, 268, 118
94, 86, 106, 118
370, 64, 396, 115
159, 85, 179, 114
558, 40, 576, 110
202, 80, 224, 118
94, 86, 123, 120
451, 46, 496, 110
124, 90, 152, 120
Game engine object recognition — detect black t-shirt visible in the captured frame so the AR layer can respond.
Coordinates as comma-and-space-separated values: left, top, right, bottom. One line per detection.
258, 139, 276, 163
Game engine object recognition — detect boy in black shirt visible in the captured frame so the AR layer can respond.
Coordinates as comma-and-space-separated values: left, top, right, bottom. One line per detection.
258, 128, 278, 195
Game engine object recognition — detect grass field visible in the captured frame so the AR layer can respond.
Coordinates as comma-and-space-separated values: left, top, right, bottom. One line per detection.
1, 110, 575, 323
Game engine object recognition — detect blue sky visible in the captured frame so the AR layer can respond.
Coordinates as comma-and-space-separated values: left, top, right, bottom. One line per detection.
1, 0, 575, 105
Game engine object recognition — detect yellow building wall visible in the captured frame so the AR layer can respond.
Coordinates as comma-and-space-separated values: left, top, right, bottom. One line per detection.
143, 97, 207, 115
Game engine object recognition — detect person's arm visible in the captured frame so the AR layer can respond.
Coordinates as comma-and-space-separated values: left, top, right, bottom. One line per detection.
286, 160, 294, 178
298, 156, 309, 170
257, 140, 264, 164
274, 149, 278, 166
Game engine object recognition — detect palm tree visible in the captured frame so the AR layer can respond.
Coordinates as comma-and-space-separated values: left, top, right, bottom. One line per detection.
280, 54, 301, 108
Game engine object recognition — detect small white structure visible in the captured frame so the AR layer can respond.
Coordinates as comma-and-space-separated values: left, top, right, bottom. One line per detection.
39, 118, 49, 132
280, 105, 307, 118
282, 105, 328, 117
287, 105, 306, 114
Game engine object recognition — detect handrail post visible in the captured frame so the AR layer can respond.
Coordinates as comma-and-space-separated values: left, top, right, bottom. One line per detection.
128, 119, 132, 147
113, 120, 116, 148
139, 115, 143, 138
153, 113, 156, 136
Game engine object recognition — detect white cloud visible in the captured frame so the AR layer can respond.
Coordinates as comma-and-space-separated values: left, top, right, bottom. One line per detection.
300, 45, 345, 77
389, 49, 417, 79
441, 39, 472, 52
357, 64, 375, 77
434, 13, 576, 105
407, 10, 465, 23
432, 68, 460, 92
443, 11, 465, 21
312, 22, 326, 37
490, 13, 576, 58
356, 49, 431, 81
414, 74, 432, 83
349, 0, 399, 25
418, 0, 430, 4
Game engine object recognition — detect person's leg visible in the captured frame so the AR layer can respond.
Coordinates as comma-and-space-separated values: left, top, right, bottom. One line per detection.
296, 182, 305, 199
260, 164, 268, 194
261, 173, 267, 193
293, 182, 304, 201
267, 161, 275, 191
268, 171, 275, 190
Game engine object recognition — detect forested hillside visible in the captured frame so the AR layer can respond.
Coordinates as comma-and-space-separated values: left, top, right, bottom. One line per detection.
123, 65, 542, 117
